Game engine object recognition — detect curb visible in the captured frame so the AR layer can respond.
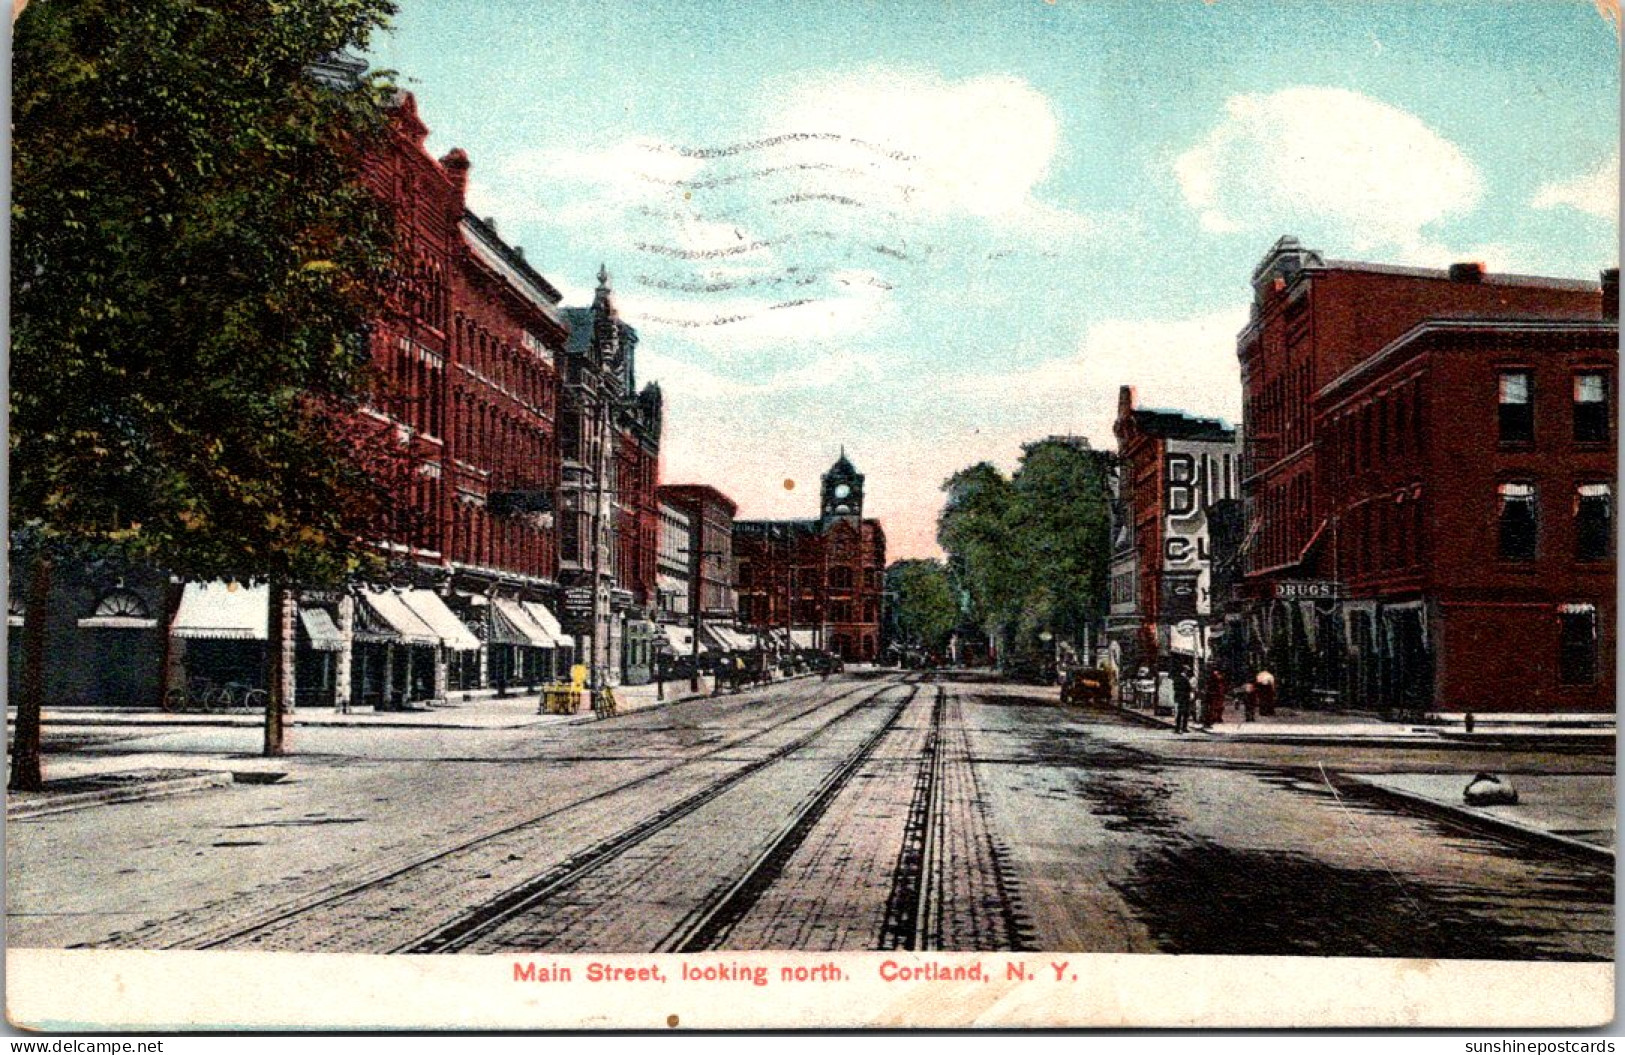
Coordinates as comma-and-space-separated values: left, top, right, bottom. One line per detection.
8, 770, 234, 820
1337, 775, 1615, 866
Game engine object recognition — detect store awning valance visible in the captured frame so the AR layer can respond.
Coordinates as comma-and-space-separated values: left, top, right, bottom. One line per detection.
400, 590, 482, 651
492, 597, 554, 648
357, 589, 439, 647
172, 582, 268, 640
298, 608, 345, 651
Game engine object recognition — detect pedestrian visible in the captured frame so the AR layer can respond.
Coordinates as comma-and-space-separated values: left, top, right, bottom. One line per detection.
1255, 669, 1277, 717
1240, 682, 1257, 722
1172, 667, 1193, 733
1202, 668, 1227, 727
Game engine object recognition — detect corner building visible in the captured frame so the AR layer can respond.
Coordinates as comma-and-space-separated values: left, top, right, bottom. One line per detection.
1239, 237, 1615, 715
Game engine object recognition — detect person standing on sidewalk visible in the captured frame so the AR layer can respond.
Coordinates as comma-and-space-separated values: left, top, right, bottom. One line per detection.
1201, 668, 1227, 728
1172, 667, 1194, 733
1239, 682, 1257, 722
1255, 669, 1277, 717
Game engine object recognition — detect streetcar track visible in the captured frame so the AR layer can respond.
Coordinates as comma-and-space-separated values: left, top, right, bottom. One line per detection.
658, 682, 928, 953
881, 683, 947, 950
398, 677, 921, 954
96, 676, 899, 951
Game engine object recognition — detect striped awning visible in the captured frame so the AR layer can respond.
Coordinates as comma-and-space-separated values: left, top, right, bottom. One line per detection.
171, 582, 268, 640
789, 629, 817, 650
492, 597, 554, 648
522, 601, 566, 644
400, 590, 482, 651
357, 589, 439, 647
298, 607, 345, 651
703, 625, 757, 652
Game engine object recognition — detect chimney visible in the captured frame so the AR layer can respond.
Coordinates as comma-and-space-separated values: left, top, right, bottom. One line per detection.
1602, 268, 1618, 321
439, 148, 471, 201
1448, 261, 1486, 283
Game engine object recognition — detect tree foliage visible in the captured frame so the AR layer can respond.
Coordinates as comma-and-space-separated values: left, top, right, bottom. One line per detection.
936, 440, 1113, 658
11, 0, 404, 586
886, 559, 958, 654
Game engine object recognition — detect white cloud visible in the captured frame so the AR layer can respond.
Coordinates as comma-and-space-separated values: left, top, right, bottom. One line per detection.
1174, 87, 1484, 261
768, 69, 1091, 235
1533, 153, 1619, 220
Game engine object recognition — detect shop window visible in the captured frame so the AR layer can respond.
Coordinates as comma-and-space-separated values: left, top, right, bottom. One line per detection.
1498, 371, 1533, 443
1575, 483, 1612, 562
1558, 604, 1599, 685
1497, 482, 1537, 561
1574, 372, 1610, 444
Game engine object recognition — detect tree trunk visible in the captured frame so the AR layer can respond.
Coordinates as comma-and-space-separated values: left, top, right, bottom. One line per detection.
9, 554, 50, 792
264, 581, 287, 757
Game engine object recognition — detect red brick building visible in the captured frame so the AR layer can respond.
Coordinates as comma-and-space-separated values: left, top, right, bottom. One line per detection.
334, 92, 574, 706
734, 454, 887, 662
1239, 237, 1614, 715
1107, 388, 1240, 687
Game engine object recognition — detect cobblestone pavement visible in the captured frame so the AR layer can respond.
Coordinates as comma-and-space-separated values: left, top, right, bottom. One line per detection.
7, 671, 1612, 959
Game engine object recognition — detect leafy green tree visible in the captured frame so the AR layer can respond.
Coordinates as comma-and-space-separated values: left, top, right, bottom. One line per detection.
936, 441, 1113, 667
11, 0, 402, 786
886, 559, 958, 655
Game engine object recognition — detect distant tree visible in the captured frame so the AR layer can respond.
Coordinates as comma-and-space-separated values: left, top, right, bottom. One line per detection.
1006, 439, 1113, 650
936, 441, 1113, 666
937, 462, 1018, 652
10, 0, 403, 786
886, 559, 958, 655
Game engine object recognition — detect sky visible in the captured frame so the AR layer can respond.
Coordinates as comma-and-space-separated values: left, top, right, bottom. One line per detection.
371, 1, 1619, 559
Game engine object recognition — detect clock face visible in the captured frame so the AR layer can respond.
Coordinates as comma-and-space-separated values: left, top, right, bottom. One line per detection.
833, 484, 852, 499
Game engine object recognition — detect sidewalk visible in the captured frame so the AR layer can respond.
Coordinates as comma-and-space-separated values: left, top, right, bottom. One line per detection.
1343, 772, 1615, 861
1112, 701, 1614, 748
5, 671, 820, 733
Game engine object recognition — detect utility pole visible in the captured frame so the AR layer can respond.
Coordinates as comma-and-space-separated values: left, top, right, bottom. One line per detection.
587, 388, 610, 697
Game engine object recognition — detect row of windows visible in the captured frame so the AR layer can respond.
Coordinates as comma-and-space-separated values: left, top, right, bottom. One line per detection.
737, 564, 882, 590
1497, 369, 1610, 445
737, 596, 880, 624
1496, 482, 1613, 562
451, 389, 551, 485
1251, 473, 1312, 572
1246, 357, 1314, 464
1341, 492, 1425, 579
383, 340, 445, 439
454, 314, 557, 416
1325, 376, 1424, 482
451, 497, 550, 575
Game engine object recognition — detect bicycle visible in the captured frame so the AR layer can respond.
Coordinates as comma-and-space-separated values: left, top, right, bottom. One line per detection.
164, 677, 219, 713
590, 687, 618, 720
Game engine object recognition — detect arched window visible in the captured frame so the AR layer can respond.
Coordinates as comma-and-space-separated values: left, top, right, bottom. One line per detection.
79, 588, 156, 629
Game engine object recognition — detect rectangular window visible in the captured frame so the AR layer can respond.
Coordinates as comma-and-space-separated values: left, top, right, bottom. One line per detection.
1574, 372, 1610, 444
1498, 370, 1533, 444
1497, 482, 1537, 561
1575, 483, 1612, 562
1558, 604, 1599, 685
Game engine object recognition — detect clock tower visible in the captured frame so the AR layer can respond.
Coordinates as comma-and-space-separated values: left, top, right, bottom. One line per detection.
820, 449, 864, 522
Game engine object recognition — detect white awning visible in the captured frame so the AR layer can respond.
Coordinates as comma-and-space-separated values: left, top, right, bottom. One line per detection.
400, 590, 482, 651
171, 582, 268, 640
661, 624, 708, 654
298, 608, 346, 651
789, 630, 817, 650
358, 589, 439, 647
522, 601, 566, 644
492, 597, 554, 648
704, 625, 756, 652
